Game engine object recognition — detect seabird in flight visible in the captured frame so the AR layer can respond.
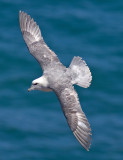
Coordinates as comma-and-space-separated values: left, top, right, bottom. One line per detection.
19, 11, 92, 151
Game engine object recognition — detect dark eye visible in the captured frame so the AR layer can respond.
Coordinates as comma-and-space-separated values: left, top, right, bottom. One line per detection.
33, 83, 38, 85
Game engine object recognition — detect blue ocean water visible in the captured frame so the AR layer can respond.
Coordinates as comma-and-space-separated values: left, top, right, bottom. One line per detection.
0, 0, 123, 159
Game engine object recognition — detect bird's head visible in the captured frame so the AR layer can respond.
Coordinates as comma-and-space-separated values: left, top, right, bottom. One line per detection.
28, 78, 42, 91
28, 76, 51, 92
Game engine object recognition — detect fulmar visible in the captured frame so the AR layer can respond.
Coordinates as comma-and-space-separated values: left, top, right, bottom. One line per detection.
19, 11, 92, 151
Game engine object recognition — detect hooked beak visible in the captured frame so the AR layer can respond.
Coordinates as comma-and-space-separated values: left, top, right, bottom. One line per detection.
28, 86, 34, 92
28, 88, 32, 92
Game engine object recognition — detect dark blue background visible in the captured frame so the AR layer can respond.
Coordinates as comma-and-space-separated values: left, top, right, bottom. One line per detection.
0, 0, 123, 159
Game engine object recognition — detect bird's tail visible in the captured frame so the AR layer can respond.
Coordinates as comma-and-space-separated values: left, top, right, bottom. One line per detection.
69, 56, 92, 88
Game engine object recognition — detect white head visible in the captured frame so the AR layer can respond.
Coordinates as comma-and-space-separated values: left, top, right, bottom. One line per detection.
28, 76, 52, 92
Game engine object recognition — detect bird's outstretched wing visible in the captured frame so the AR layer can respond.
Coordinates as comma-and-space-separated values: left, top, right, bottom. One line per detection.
55, 86, 91, 151
19, 11, 60, 71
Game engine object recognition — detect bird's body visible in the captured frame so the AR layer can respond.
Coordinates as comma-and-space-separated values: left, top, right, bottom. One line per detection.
19, 11, 92, 151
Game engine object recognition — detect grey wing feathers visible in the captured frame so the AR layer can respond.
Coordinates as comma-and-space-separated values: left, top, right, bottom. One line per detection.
19, 11, 42, 45
19, 11, 59, 71
55, 86, 91, 151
